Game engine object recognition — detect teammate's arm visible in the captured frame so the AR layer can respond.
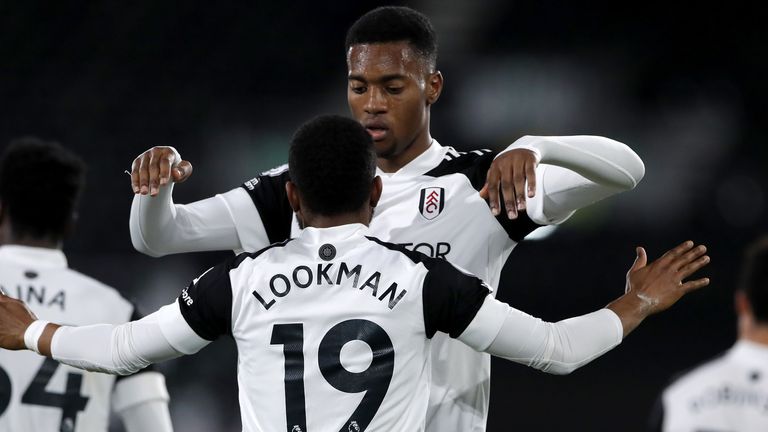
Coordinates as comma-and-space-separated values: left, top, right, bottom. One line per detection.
431, 241, 710, 374
128, 146, 271, 256
113, 372, 174, 432
481, 135, 645, 223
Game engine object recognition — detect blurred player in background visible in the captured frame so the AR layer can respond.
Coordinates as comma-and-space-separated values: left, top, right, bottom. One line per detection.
0, 138, 173, 432
649, 237, 768, 431
128, 6, 645, 431
0, 116, 709, 432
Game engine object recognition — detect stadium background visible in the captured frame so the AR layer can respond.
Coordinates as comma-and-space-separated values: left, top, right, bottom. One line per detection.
1, 1, 766, 430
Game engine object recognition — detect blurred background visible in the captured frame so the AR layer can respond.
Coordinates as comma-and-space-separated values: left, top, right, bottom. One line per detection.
1, 1, 766, 430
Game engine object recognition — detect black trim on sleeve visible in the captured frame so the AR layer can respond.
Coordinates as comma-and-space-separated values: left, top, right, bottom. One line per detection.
423, 149, 541, 242
178, 239, 294, 341
239, 166, 294, 244
364, 236, 490, 338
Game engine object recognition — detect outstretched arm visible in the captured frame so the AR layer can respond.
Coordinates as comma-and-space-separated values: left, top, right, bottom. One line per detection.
128, 146, 268, 256
457, 241, 709, 374
0, 299, 208, 376
482, 135, 645, 224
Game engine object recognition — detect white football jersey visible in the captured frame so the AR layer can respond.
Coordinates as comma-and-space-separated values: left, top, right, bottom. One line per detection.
175, 223, 497, 432
0, 245, 137, 432
231, 142, 547, 430
651, 341, 768, 432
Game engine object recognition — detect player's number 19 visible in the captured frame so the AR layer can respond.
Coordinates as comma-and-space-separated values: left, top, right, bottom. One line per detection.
271, 319, 395, 432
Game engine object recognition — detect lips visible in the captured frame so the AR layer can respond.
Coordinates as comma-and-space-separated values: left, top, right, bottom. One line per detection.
363, 120, 389, 141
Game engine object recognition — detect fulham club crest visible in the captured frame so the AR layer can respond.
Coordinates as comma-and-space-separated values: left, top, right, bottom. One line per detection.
419, 187, 445, 220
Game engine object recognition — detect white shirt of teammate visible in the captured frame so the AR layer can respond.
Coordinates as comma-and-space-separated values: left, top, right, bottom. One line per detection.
129, 135, 645, 431
0, 245, 172, 432
44, 223, 625, 432
653, 340, 768, 432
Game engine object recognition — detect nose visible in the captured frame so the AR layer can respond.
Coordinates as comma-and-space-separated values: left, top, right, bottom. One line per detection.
364, 87, 387, 115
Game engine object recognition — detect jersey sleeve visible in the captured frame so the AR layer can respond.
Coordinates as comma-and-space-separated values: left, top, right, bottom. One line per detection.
177, 259, 235, 341
238, 164, 294, 244
421, 258, 492, 338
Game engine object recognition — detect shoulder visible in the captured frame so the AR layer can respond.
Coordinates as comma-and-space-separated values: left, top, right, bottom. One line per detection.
64, 267, 133, 307
424, 148, 496, 187
663, 351, 731, 396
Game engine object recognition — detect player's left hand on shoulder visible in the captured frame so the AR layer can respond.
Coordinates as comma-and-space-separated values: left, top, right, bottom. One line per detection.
479, 149, 538, 220
0, 290, 38, 350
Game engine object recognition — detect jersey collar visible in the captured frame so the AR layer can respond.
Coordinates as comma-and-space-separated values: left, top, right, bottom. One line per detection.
0, 245, 68, 269
730, 339, 768, 365
298, 223, 370, 244
376, 139, 448, 178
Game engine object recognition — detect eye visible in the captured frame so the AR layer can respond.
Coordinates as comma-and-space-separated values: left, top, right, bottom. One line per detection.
386, 87, 403, 94
350, 85, 367, 94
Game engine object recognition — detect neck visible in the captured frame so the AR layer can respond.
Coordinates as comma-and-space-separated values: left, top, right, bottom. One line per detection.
377, 127, 433, 173
1, 230, 62, 250
740, 323, 768, 345
302, 210, 370, 229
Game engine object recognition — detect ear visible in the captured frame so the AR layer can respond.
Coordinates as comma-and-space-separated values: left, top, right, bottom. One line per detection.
286, 181, 301, 213
370, 176, 383, 209
426, 71, 443, 105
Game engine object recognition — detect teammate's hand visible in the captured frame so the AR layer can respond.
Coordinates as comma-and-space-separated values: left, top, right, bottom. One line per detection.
130, 146, 194, 196
0, 290, 38, 350
625, 241, 710, 314
479, 149, 538, 219
608, 241, 710, 337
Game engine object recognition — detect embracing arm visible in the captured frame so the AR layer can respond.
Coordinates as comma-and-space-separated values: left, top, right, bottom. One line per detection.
456, 241, 710, 374
26, 303, 209, 375
128, 146, 271, 256
484, 135, 645, 224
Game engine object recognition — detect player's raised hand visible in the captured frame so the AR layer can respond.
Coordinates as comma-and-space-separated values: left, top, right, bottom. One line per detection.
479, 149, 538, 220
608, 241, 711, 337
130, 146, 194, 196
0, 290, 38, 350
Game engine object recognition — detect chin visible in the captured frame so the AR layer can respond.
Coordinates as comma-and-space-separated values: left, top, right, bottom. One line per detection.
374, 141, 397, 158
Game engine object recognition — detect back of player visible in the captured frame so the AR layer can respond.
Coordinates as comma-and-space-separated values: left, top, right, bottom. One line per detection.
0, 248, 135, 432
182, 225, 487, 431
0, 138, 171, 432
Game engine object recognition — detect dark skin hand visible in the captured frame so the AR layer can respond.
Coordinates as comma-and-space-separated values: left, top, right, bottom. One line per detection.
0, 290, 58, 356
608, 241, 711, 337
479, 149, 539, 219
130, 146, 194, 196
0, 290, 37, 350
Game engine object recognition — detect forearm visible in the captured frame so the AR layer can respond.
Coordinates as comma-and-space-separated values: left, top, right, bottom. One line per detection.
508, 135, 645, 189
508, 135, 645, 224
459, 297, 624, 375
129, 185, 243, 256
26, 304, 205, 376
606, 292, 653, 338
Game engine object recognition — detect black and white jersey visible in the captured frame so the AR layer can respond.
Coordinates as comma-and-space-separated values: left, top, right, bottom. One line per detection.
231, 142, 546, 430
0, 245, 140, 432
173, 223, 500, 432
650, 341, 768, 432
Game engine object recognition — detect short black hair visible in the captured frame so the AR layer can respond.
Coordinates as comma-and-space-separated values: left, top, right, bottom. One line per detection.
0, 137, 86, 240
289, 115, 376, 216
345, 6, 438, 70
740, 237, 768, 323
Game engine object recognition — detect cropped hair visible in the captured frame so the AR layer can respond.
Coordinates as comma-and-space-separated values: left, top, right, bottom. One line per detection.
739, 236, 768, 323
289, 115, 376, 216
346, 6, 438, 70
0, 137, 85, 239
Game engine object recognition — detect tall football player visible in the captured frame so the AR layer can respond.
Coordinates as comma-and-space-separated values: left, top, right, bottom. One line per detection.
0, 116, 707, 432
0, 138, 173, 432
128, 7, 645, 432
